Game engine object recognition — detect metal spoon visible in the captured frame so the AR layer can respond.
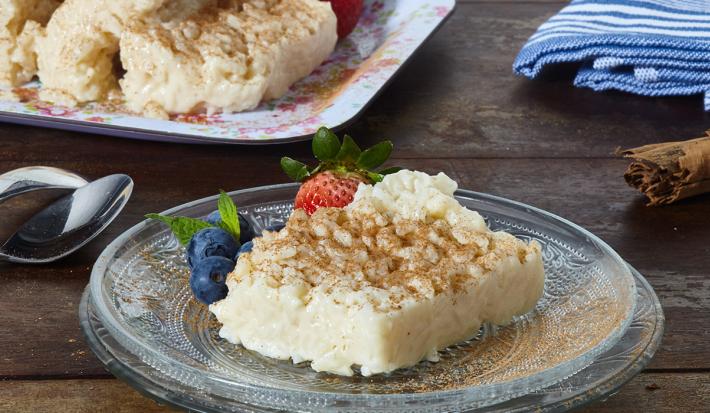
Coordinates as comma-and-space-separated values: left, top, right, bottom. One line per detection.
0, 174, 133, 264
0, 166, 89, 204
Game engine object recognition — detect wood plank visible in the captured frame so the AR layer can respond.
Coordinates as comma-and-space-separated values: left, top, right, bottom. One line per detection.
577, 372, 710, 413
1, 158, 708, 377
0, 379, 172, 413
1, 372, 708, 412
0, 4, 708, 160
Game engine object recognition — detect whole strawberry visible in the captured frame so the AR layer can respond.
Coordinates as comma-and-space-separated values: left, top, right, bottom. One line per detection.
281, 127, 400, 215
322, 0, 364, 38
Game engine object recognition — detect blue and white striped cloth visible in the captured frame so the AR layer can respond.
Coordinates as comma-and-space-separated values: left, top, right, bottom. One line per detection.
513, 0, 710, 110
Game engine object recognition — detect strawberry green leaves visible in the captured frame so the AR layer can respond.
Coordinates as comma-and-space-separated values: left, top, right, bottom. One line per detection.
146, 192, 241, 246
367, 166, 402, 183
280, 157, 310, 181
356, 141, 393, 170
336, 135, 361, 162
378, 166, 403, 175
280, 126, 400, 184
312, 127, 341, 161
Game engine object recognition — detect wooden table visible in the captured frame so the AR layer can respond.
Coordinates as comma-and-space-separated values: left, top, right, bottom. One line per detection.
1, 1, 709, 412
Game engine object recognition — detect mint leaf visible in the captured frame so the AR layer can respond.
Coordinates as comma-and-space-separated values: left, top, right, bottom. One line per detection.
378, 166, 402, 176
217, 191, 240, 241
357, 140, 393, 170
336, 134, 361, 162
281, 157, 310, 181
312, 127, 341, 161
146, 214, 212, 246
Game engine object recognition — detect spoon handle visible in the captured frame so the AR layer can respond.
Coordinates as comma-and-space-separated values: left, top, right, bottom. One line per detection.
0, 166, 89, 204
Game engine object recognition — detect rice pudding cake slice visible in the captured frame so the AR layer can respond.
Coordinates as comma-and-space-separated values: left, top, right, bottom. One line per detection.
211, 170, 545, 376
119, 0, 337, 117
0, 0, 62, 86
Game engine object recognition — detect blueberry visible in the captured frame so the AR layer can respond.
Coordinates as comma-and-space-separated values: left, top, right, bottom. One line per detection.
205, 210, 221, 225
238, 214, 256, 244
264, 223, 285, 233
186, 228, 240, 269
204, 211, 255, 245
234, 240, 253, 261
189, 256, 234, 304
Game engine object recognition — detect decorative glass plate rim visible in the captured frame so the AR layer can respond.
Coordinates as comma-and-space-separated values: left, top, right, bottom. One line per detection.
0, 0, 456, 145
79, 262, 663, 412
89, 183, 637, 407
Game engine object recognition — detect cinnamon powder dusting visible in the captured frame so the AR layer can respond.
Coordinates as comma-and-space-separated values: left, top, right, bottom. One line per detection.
231, 199, 539, 312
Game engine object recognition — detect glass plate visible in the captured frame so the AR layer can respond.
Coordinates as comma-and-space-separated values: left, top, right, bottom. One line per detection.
88, 184, 638, 412
79, 263, 663, 412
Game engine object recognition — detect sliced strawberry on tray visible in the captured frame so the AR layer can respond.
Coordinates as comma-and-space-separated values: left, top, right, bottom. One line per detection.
281, 127, 401, 215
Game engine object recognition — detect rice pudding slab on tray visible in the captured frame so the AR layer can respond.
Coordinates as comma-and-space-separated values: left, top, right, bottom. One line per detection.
36, 0, 337, 116
0, 0, 456, 143
0, 0, 62, 86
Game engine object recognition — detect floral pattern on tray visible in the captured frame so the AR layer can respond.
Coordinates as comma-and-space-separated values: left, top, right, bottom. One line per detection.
0, 0, 455, 143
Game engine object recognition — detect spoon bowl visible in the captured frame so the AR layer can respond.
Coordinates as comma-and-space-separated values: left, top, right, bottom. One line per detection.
0, 166, 89, 204
0, 174, 133, 264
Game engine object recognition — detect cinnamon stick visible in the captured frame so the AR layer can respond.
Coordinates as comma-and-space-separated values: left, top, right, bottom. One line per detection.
619, 130, 710, 206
